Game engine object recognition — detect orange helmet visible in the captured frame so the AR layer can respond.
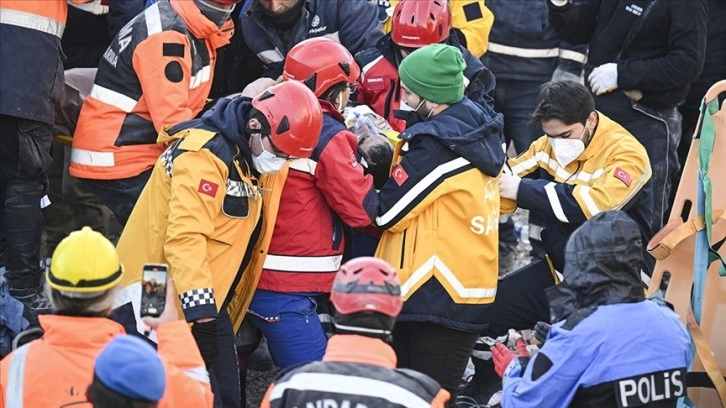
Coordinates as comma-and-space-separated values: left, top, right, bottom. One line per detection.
330, 257, 403, 318
282, 37, 361, 98
391, 0, 452, 49
251, 81, 323, 158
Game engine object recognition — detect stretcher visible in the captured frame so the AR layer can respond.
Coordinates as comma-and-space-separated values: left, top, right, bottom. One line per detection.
646, 80, 726, 407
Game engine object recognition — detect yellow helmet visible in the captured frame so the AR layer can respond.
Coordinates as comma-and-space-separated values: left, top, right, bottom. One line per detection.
47, 227, 124, 297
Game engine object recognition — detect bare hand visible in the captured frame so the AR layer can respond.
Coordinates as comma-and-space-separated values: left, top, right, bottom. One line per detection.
499, 174, 521, 201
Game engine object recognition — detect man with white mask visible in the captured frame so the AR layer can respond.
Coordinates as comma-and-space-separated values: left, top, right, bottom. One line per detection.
499, 80, 654, 275
462, 80, 656, 407
112, 81, 322, 408
240, 37, 383, 372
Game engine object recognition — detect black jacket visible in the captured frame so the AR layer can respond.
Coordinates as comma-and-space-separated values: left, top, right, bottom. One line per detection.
62, 1, 145, 69
548, 0, 708, 109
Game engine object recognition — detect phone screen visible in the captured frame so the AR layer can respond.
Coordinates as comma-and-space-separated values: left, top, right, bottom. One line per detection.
140, 264, 168, 318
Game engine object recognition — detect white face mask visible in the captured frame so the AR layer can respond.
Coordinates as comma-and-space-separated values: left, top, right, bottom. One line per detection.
399, 101, 416, 111
251, 135, 287, 174
399, 99, 429, 116
549, 127, 588, 167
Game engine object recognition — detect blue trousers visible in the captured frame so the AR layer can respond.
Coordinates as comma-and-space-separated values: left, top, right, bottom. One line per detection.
247, 289, 328, 370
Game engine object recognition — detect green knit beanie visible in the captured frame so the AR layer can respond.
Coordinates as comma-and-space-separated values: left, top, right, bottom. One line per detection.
398, 44, 466, 105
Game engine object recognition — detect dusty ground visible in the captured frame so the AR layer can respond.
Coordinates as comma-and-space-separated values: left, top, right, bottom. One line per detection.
244, 209, 534, 407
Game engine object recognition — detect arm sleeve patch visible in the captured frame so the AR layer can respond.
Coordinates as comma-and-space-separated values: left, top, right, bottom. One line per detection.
463, 2, 484, 21
165, 61, 184, 83
163, 42, 185, 57
530, 353, 554, 381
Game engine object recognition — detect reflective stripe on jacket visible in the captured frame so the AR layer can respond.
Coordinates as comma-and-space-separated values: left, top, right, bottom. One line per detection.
481, 0, 587, 82
70, 0, 229, 180
256, 103, 378, 293
115, 125, 264, 323
501, 112, 654, 274
0, 316, 211, 408
374, 98, 504, 332
260, 335, 450, 407
0, 0, 91, 122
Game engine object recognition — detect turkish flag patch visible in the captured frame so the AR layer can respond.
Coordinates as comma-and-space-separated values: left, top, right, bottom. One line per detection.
392, 164, 409, 186
613, 167, 632, 187
198, 179, 219, 197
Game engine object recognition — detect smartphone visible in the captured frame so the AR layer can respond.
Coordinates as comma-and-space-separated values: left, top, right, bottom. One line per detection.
140, 263, 168, 318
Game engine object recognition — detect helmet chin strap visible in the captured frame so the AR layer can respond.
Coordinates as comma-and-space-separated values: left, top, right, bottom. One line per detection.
333, 323, 392, 336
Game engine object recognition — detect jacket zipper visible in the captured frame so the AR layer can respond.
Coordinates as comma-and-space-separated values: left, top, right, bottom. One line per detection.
383, 79, 396, 124
400, 230, 407, 269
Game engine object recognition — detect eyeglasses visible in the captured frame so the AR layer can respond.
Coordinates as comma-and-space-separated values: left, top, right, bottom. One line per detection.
347, 82, 358, 93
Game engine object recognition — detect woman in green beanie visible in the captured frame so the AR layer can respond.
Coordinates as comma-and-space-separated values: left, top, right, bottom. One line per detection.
372, 43, 506, 400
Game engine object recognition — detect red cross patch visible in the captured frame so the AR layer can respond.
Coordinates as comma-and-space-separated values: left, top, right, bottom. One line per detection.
613, 167, 632, 187
198, 179, 219, 197
392, 164, 409, 186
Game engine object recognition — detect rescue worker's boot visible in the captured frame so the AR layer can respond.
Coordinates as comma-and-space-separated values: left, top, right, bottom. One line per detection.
4, 179, 52, 320
457, 347, 504, 407
248, 336, 274, 371
237, 343, 256, 408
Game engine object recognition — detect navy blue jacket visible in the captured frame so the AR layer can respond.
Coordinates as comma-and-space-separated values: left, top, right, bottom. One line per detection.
0, 18, 63, 123
377, 98, 505, 333
548, 0, 707, 109
481, 0, 587, 82
240, 0, 383, 78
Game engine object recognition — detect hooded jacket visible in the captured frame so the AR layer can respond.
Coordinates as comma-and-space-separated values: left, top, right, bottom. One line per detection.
115, 97, 282, 326
374, 97, 505, 332
71, 0, 230, 181
500, 211, 691, 407
356, 32, 496, 132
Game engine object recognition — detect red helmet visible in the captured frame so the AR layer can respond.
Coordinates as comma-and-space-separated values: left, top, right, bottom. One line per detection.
251, 81, 323, 158
391, 0, 452, 49
330, 257, 403, 317
282, 38, 361, 98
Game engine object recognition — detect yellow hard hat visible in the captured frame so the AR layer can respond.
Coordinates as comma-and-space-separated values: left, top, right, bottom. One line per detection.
47, 227, 124, 297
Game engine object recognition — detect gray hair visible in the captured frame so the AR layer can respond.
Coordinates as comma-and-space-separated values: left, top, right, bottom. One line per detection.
46, 285, 119, 316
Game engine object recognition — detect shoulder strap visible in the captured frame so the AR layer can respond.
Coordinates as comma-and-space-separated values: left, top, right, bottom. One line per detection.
614, 0, 659, 62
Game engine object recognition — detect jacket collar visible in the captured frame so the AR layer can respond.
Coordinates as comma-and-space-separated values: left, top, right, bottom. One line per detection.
39, 315, 126, 349
578, 111, 608, 161
323, 334, 397, 368
171, 0, 230, 49
320, 100, 345, 121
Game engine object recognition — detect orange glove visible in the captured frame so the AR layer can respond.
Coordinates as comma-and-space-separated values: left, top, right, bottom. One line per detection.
491, 338, 530, 378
